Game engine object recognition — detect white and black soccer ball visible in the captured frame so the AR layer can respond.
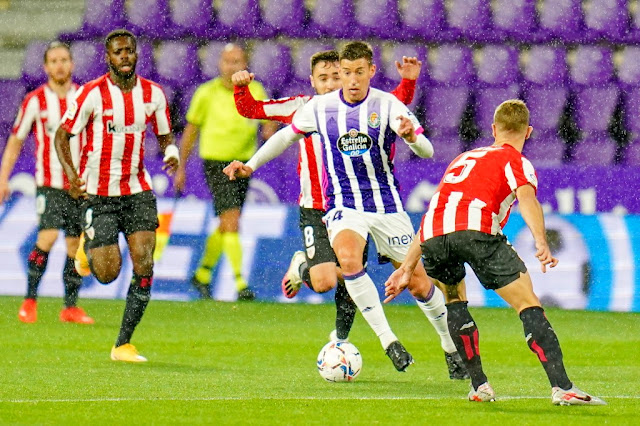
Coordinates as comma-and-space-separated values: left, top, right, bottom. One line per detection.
317, 341, 362, 382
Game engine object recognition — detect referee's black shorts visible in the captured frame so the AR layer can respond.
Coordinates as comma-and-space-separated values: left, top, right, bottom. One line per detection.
420, 230, 527, 290
203, 160, 250, 216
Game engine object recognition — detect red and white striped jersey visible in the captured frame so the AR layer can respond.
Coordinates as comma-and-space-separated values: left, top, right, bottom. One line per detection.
60, 74, 171, 197
234, 79, 416, 211
420, 144, 538, 240
12, 83, 83, 190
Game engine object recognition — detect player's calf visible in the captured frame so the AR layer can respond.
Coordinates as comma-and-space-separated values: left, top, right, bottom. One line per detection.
446, 301, 488, 390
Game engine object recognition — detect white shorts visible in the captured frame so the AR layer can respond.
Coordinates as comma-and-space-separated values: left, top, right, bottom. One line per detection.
324, 207, 416, 263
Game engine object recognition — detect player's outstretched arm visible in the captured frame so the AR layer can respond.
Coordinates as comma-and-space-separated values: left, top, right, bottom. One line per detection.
223, 161, 254, 180
384, 235, 423, 303
516, 184, 558, 273
395, 56, 422, 81
54, 127, 86, 200
0, 135, 25, 203
174, 123, 199, 192
395, 116, 434, 158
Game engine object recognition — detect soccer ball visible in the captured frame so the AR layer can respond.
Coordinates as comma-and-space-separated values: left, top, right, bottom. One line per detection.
317, 341, 362, 382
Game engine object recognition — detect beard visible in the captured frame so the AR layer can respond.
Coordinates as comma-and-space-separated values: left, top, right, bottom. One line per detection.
109, 61, 136, 79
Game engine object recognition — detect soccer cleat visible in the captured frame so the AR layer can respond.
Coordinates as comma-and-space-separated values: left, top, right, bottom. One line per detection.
329, 329, 349, 342
551, 386, 607, 406
191, 275, 212, 299
59, 306, 95, 324
445, 351, 470, 380
237, 287, 256, 301
74, 233, 91, 277
468, 382, 496, 402
18, 298, 37, 323
385, 340, 414, 372
110, 344, 148, 362
281, 251, 306, 299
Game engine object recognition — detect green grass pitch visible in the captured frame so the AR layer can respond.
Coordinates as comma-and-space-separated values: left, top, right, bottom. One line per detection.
0, 296, 638, 424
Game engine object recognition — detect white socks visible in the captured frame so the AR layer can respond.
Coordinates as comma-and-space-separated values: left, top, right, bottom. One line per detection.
416, 285, 457, 353
344, 271, 397, 349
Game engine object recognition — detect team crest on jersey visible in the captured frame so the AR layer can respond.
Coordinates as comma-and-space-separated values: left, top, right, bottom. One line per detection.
337, 128, 373, 157
368, 112, 380, 128
67, 101, 78, 116
144, 102, 156, 117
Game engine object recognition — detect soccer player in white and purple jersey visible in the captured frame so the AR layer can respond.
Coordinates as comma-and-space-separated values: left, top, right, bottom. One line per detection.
225, 42, 467, 376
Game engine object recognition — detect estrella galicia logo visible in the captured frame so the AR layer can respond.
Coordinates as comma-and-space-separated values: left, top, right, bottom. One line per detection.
106, 120, 146, 134
337, 128, 373, 157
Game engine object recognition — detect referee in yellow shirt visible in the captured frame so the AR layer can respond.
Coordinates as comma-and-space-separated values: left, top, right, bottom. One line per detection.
175, 43, 277, 300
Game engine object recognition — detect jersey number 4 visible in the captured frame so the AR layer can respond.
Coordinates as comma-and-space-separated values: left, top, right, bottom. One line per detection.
443, 150, 489, 184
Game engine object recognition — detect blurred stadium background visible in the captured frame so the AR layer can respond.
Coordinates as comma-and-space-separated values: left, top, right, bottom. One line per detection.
1, 0, 640, 311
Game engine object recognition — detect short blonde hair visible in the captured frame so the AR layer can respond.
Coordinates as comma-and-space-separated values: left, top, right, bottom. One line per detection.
493, 99, 529, 133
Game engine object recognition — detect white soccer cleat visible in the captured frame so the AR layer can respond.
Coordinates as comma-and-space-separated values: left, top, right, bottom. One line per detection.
468, 382, 496, 402
329, 329, 349, 342
281, 250, 306, 299
551, 386, 606, 406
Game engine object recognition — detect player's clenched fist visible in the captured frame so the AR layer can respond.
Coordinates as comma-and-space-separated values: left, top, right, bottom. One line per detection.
396, 116, 417, 143
232, 70, 255, 87
223, 160, 254, 180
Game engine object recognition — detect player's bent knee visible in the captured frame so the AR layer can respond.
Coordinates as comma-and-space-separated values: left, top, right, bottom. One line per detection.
312, 276, 337, 293
95, 270, 119, 284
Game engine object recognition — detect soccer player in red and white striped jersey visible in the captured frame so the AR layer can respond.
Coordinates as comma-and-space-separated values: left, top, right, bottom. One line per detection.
55, 30, 179, 363
0, 41, 93, 325
232, 52, 419, 339
386, 100, 605, 405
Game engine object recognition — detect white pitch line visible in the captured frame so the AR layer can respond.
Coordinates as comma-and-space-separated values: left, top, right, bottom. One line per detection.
2, 395, 639, 404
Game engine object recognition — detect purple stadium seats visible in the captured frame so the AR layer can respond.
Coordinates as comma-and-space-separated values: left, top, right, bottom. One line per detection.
155, 42, 201, 87
262, 0, 307, 38
126, 0, 170, 39
60, 0, 126, 40
538, 0, 584, 42
170, 0, 214, 39
249, 41, 291, 94
424, 45, 474, 137
399, 0, 449, 42
623, 87, 640, 136
474, 46, 521, 134
624, 139, 640, 165
491, 0, 537, 42
572, 137, 617, 165
570, 46, 619, 134
522, 133, 566, 167
0, 80, 27, 126
292, 42, 335, 82
135, 41, 156, 80
281, 79, 315, 98
431, 136, 465, 164
446, 0, 493, 42
21, 41, 49, 89
616, 47, 640, 136
355, 0, 399, 39
308, 0, 356, 38
215, 0, 266, 38
522, 46, 569, 132
583, 0, 628, 42
629, 1, 640, 42
71, 41, 106, 84
199, 42, 227, 81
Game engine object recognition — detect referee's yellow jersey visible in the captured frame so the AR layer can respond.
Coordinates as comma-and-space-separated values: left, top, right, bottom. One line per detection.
186, 77, 268, 162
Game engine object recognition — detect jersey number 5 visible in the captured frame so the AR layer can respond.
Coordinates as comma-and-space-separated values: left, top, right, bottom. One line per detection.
443, 150, 488, 184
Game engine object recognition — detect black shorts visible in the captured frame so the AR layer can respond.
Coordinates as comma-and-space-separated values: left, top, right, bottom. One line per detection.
420, 230, 527, 290
204, 159, 250, 216
36, 187, 82, 237
82, 191, 159, 250
299, 207, 368, 269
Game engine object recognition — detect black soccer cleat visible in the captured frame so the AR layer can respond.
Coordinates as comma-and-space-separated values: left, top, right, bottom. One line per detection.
385, 341, 414, 372
191, 276, 212, 299
445, 351, 470, 380
237, 287, 256, 301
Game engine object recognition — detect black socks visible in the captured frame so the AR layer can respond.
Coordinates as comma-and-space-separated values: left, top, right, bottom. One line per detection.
115, 273, 152, 347
26, 246, 49, 300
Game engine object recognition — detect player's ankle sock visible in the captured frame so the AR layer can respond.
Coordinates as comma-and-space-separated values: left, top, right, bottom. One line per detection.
344, 269, 397, 349
26, 246, 49, 299
115, 274, 152, 347
63, 256, 82, 307
298, 261, 312, 290
447, 301, 488, 390
222, 232, 245, 289
335, 280, 357, 340
520, 306, 572, 390
415, 284, 457, 354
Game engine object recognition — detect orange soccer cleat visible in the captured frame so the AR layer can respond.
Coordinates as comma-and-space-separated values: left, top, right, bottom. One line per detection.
59, 306, 95, 324
18, 298, 37, 323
